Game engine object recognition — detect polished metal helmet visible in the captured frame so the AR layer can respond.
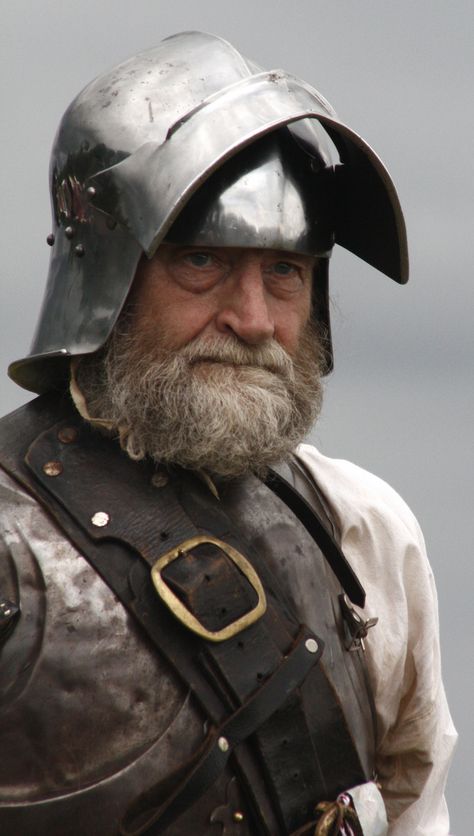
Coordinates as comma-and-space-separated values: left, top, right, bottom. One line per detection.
9, 30, 408, 393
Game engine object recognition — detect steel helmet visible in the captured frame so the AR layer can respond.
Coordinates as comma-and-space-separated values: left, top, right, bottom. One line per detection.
9, 30, 408, 393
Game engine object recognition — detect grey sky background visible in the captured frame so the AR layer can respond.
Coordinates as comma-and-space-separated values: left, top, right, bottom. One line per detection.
1, 2, 472, 831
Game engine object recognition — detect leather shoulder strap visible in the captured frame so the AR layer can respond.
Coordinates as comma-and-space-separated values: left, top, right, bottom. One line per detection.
267, 463, 366, 607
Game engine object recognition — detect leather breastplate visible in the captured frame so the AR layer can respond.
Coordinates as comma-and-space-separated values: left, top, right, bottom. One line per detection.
0, 395, 376, 835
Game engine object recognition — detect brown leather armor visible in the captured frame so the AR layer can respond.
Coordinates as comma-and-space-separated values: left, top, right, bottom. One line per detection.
0, 395, 376, 835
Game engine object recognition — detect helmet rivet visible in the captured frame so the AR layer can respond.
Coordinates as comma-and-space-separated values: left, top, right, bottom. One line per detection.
43, 461, 63, 477
46, 233, 55, 246
232, 811, 245, 823
74, 244, 85, 257
86, 186, 96, 197
65, 226, 75, 239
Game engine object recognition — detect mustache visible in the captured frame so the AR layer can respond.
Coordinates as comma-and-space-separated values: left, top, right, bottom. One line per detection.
177, 335, 295, 376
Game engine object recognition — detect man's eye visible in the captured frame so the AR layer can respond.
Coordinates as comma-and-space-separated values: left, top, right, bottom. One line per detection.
272, 261, 296, 276
184, 252, 215, 269
263, 260, 307, 294
169, 250, 227, 289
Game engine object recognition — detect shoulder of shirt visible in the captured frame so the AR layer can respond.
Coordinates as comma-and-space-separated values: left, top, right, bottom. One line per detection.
294, 442, 425, 547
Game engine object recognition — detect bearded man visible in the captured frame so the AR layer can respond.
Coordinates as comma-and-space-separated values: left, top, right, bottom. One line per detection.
0, 32, 455, 836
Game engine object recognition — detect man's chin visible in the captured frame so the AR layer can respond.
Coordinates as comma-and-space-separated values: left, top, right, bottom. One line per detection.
75, 320, 324, 473
189, 360, 283, 386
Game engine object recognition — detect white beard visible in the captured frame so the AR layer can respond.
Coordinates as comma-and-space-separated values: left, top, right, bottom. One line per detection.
75, 324, 326, 478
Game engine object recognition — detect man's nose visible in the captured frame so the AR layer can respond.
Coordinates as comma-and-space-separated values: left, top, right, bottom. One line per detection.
215, 266, 275, 344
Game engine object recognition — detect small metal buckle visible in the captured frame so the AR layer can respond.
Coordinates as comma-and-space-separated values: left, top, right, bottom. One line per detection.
151, 535, 267, 642
339, 593, 378, 651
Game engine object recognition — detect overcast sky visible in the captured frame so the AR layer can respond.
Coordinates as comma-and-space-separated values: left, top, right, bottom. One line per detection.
1, 2, 472, 831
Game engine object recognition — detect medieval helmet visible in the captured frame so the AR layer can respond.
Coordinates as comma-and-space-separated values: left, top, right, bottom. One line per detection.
8, 31, 408, 394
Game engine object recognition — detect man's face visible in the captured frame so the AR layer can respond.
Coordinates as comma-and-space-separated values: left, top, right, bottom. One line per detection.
76, 243, 325, 477
129, 244, 314, 357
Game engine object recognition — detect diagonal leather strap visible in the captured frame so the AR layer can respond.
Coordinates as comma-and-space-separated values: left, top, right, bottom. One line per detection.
266, 469, 366, 607
121, 625, 322, 835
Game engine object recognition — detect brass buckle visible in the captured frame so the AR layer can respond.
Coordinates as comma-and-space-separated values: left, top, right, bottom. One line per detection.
151, 535, 267, 642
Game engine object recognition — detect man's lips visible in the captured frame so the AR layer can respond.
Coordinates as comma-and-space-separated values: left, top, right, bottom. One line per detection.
189, 357, 279, 372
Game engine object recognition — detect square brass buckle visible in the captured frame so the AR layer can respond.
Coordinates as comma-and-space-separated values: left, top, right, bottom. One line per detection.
151, 535, 267, 642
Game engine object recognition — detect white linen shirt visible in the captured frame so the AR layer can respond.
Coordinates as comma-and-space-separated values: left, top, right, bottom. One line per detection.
0, 445, 456, 834
296, 444, 457, 835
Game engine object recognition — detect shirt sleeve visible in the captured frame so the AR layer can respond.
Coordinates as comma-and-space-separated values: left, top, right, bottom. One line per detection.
295, 444, 457, 835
